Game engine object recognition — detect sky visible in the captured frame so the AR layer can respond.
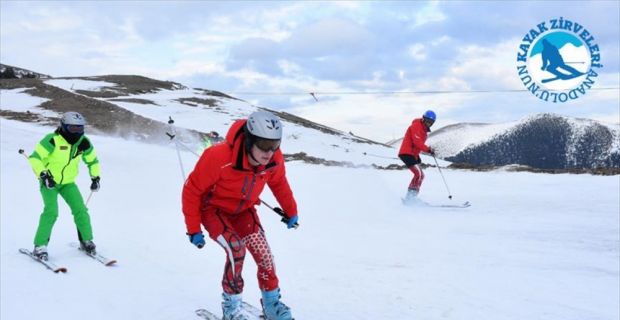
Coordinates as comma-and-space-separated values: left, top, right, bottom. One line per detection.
1, 1, 619, 141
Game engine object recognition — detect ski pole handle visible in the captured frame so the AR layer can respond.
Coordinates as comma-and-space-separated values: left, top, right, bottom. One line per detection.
260, 200, 299, 229
274, 207, 299, 229
18, 149, 29, 160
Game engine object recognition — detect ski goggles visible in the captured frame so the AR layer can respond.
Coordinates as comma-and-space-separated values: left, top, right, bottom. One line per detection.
64, 124, 85, 134
423, 118, 435, 127
254, 139, 281, 153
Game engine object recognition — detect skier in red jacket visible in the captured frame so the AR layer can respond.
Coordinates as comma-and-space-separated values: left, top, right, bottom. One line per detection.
398, 110, 436, 203
182, 111, 298, 320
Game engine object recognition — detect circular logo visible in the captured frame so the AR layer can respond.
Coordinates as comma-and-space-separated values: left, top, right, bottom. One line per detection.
516, 18, 603, 103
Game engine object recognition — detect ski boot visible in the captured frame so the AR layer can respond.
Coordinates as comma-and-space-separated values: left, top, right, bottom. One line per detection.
261, 288, 293, 320
222, 292, 250, 320
80, 240, 97, 255
33, 245, 48, 261
403, 188, 419, 205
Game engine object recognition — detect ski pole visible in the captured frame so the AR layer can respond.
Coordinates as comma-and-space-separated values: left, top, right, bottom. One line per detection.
167, 116, 187, 180
260, 199, 299, 229
18, 149, 29, 160
432, 154, 453, 200
166, 134, 200, 157
85, 191, 94, 206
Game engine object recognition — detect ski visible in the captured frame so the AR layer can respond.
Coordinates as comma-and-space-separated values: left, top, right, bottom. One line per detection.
70, 242, 117, 266
402, 198, 471, 208
242, 302, 295, 320
19, 248, 67, 273
195, 308, 221, 320
421, 200, 471, 208
196, 303, 266, 320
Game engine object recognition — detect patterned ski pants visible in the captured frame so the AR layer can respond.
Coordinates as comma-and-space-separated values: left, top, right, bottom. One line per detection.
202, 207, 279, 294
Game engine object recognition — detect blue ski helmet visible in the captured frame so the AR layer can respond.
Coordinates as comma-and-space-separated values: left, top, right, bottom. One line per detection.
423, 110, 436, 122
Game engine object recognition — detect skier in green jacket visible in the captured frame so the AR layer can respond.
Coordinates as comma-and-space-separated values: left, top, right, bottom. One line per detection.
198, 131, 223, 153
28, 111, 101, 260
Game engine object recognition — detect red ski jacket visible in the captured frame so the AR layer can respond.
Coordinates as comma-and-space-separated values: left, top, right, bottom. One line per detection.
398, 118, 431, 158
182, 120, 298, 234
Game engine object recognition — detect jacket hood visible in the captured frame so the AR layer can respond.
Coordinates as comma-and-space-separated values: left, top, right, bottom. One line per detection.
225, 119, 247, 147
224, 119, 282, 171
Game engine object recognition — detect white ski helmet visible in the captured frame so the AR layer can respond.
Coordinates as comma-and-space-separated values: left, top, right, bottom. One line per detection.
60, 111, 87, 126
245, 111, 282, 140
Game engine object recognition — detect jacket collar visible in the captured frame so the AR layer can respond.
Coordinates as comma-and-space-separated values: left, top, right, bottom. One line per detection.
55, 127, 85, 145
415, 118, 432, 133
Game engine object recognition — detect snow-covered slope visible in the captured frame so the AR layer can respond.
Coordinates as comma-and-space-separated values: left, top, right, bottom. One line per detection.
2, 115, 619, 320
427, 121, 518, 158
37, 77, 399, 167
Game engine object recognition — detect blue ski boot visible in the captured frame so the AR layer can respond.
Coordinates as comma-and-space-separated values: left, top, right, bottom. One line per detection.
222, 292, 250, 320
261, 288, 293, 320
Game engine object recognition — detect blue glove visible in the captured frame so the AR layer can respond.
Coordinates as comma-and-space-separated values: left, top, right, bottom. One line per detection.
286, 215, 299, 229
273, 207, 299, 229
187, 232, 205, 249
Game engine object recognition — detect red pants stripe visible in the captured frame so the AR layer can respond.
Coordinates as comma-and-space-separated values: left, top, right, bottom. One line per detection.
202, 207, 279, 294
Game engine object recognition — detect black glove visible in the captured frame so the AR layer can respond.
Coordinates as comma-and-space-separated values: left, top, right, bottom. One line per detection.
427, 147, 435, 156
90, 176, 100, 191
40, 171, 56, 189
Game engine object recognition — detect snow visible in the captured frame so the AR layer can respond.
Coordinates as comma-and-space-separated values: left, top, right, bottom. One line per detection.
1, 117, 618, 320
45, 79, 117, 92
565, 116, 620, 146
39, 79, 402, 167
0, 88, 55, 117
1, 83, 619, 319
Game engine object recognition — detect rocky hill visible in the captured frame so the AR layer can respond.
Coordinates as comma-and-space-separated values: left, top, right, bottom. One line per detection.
0, 63, 50, 79
0, 72, 398, 168
429, 113, 619, 170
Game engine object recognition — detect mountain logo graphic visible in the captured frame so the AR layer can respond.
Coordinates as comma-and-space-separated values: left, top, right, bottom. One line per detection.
516, 18, 603, 103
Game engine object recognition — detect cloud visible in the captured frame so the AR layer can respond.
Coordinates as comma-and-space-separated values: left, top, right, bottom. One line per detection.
408, 44, 427, 61
1, 1, 618, 141
286, 18, 375, 57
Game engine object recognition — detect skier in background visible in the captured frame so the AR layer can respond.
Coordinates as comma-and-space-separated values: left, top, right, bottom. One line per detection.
182, 111, 298, 320
198, 131, 223, 153
398, 110, 436, 203
28, 111, 101, 260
